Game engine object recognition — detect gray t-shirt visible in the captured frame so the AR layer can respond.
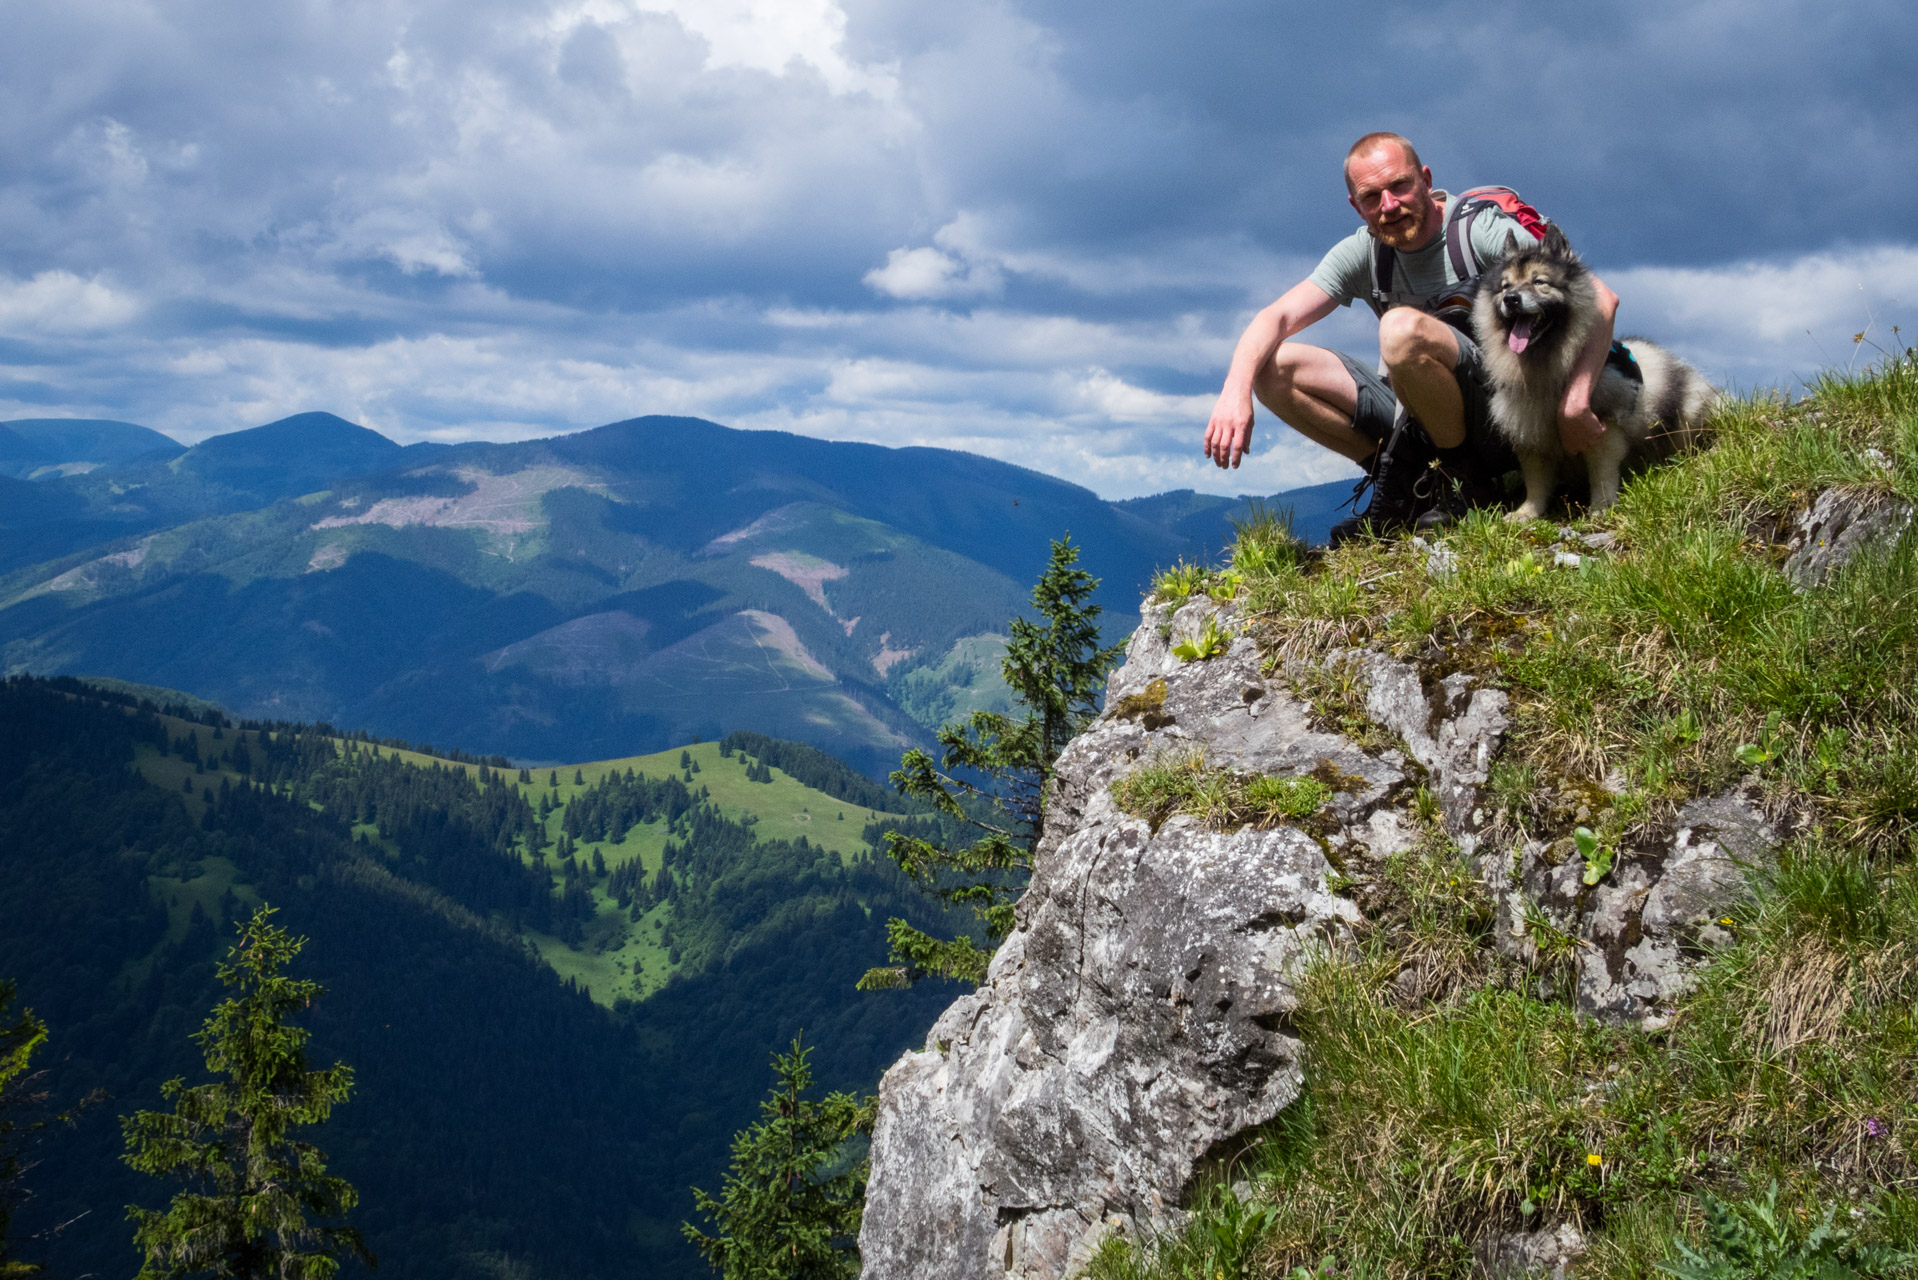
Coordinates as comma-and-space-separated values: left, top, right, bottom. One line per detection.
1307, 190, 1532, 314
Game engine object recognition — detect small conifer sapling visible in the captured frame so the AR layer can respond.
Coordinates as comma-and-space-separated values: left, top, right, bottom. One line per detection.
683, 1036, 873, 1279
860, 537, 1121, 989
121, 906, 370, 1279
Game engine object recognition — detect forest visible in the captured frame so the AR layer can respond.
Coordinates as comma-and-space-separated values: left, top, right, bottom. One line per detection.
0, 675, 961, 1277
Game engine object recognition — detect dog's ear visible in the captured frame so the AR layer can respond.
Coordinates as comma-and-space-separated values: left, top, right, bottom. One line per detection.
1542, 222, 1573, 258
1502, 230, 1520, 257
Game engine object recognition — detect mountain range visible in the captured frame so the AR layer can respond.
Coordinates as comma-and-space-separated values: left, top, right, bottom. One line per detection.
0, 411, 1349, 772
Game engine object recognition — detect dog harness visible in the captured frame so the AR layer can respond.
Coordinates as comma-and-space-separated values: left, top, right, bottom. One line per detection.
1606, 341, 1644, 385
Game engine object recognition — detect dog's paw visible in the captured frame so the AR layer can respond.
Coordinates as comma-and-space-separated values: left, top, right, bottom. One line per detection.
1505, 507, 1546, 524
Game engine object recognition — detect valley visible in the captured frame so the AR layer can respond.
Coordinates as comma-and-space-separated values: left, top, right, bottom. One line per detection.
0, 678, 961, 1278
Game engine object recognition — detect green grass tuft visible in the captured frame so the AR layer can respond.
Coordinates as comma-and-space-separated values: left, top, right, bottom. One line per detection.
1110, 750, 1330, 834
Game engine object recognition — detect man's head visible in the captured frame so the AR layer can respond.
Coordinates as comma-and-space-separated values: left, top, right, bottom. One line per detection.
1345, 132, 1441, 252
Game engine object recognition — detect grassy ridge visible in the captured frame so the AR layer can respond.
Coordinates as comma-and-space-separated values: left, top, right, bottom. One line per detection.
1093, 354, 1918, 1279
128, 714, 911, 1007
516, 740, 902, 1001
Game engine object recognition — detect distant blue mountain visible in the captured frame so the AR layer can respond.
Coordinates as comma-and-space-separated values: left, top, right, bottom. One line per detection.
0, 426, 45, 478
172, 411, 402, 501
1115, 478, 1356, 548
1, 418, 182, 477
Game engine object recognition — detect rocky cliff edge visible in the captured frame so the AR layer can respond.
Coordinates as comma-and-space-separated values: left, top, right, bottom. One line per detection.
858, 587, 1776, 1280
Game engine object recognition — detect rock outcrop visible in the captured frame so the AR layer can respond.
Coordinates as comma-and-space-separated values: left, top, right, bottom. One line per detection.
858, 597, 1774, 1279
1486, 787, 1776, 1022
1782, 484, 1912, 589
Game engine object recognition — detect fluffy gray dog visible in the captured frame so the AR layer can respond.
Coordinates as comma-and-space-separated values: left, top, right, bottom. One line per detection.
1474, 225, 1718, 520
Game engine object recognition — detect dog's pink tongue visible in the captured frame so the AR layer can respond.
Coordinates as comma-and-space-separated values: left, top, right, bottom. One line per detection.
1507, 317, 1533, 355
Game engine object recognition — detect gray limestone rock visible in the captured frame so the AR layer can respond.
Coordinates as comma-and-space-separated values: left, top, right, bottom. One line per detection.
1782, 485, 1911, 590
861, 597, 1779, 1279
1484, 787, 1777, 1022
1358, 652, 1508, 849
1474, 1222, 1587, 1279
860, 601, 1389, 1280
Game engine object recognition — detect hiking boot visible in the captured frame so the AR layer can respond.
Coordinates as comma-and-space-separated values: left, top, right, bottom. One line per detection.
1327, 418, 1438, 548
1412, 455, 1511, 532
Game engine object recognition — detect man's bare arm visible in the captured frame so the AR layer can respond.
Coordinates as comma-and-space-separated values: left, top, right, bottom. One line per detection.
1556, 274, 1619, 456
1204, 280, 1339, 468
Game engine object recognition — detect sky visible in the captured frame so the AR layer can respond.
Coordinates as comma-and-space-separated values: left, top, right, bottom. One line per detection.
1, 0, 1913, 499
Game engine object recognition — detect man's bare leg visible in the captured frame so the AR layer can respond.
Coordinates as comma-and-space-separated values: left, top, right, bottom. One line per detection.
1377, 306, 1464, 448
1250, 343, 1377, 464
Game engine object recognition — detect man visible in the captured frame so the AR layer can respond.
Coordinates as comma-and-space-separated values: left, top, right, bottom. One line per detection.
1202, 133, 1619, 543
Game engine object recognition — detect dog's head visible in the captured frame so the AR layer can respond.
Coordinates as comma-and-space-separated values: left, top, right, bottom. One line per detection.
1482, 223, 1587, 357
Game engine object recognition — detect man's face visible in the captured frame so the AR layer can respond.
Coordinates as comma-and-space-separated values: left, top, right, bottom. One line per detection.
1346, 145, 1440, 251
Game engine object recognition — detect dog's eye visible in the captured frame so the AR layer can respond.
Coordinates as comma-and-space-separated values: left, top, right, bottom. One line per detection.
1532, 275, 1550, 286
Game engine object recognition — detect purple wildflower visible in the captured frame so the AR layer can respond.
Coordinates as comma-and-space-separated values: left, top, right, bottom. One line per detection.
1864, 1116, 1888, 1139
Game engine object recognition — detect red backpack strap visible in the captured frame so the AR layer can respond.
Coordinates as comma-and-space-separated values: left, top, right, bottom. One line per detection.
1444, 186, 1547, 280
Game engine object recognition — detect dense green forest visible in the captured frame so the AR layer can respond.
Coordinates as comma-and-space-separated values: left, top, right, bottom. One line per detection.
0, 676, 962, 1277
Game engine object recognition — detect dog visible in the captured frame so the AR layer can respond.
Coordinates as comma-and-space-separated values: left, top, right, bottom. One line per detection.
1474, 225, 1718, 520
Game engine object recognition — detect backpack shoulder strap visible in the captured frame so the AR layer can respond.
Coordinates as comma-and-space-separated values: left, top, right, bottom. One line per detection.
1370, 235, 1395, 316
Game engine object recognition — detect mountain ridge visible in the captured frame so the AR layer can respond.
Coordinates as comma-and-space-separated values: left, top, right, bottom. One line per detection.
1, 409, 1349, 774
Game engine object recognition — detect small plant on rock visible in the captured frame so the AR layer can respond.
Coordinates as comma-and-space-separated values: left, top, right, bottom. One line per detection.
1228, 501, 1307, 582
1207, 570, 1246, 603
1244, 775, 1332, 824
1154, 561, 1210, 606
1576, 825, 1615, 886
1110, 754, 1330, 833
1173, 614, 1232, 663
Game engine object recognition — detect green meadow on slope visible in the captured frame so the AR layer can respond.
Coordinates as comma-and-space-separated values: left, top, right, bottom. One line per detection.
138, 711, 928, 1006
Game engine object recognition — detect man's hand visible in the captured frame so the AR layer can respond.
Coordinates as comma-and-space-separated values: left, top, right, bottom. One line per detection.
1204, 394, 1255, 469
1201, 281, 1338, 470
1558, 274, 1619, 456
1558, 406, 1607, 456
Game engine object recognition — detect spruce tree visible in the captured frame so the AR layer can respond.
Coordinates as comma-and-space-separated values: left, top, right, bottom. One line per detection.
121, 906, 370, 1279
683, 1037, 872, 1279
1, 982, 49, 1277
860, 537, 1121, 989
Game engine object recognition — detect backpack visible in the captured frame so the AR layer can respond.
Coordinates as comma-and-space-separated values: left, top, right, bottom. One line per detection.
1368, 185, 1548, 329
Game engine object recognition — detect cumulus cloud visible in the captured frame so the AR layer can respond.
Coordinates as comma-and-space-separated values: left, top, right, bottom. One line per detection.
865, 246, 1003, 300
0, 0, 1912, 498
1610, 245, 1918, 387
0, 271, 141, 336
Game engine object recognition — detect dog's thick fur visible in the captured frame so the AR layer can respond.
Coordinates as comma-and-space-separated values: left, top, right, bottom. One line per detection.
1474, 225, 1717, 520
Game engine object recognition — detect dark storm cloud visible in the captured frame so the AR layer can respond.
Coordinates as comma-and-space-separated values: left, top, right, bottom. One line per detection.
0, 0, 1911, 497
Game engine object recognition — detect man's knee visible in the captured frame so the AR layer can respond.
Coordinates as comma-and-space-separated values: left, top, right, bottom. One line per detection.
1256, 342, 1315, 400
1377, 306, 1455, 369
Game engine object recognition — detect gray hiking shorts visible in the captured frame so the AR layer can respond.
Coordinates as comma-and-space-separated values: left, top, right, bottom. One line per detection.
1334, 328, 1495, 449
